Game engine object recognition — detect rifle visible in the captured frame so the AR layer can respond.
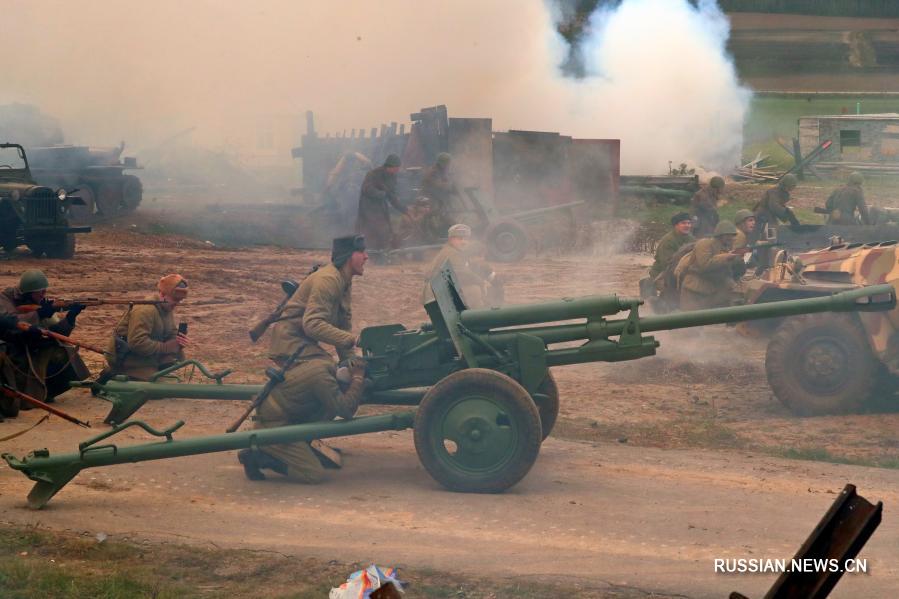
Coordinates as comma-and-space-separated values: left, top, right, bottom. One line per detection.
1, 384, 91, 428
248, 279, 302, 343
226, 346, 304, 433
17, 297, 165, 314
16, 322, 109, 357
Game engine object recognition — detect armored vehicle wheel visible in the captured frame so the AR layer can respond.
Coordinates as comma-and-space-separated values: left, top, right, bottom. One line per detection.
414, 368, 542, 493
122, 175, 143, 212
766, 314, 875, 416
533, 372, 559, 440
485, 220, 529, 263
68, 184, 97, 221
0, 394, 19, 417
32, 234, 76, 259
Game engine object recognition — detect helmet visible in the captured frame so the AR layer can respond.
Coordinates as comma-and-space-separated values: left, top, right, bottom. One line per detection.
709, 176, 725, 189
849, 171, 864, 185
436, 152, 452, 166
733, 209, 754, 225
780, 174, 798, 189
18, 269, 49, 294
383, 154, 401, 168
713, 221, 738, 236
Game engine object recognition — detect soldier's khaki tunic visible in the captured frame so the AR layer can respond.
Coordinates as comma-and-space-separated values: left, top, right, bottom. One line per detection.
421, 244, 493, 308
825, 184, 869, 225
106, 302, 183, 381
678, 237, 739, 310
754, 186, 796, 231
690, 187, 720, 238
734, 228, 748, 249
262, 263, 359, 482
649, 230, 694, 279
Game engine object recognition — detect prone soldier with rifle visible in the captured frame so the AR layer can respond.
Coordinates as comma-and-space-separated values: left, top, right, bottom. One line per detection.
236, 235, 369, 484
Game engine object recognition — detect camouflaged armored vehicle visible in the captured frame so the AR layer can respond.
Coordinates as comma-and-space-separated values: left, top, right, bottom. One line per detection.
0, 143, 91, 258
744, 240, 899, 416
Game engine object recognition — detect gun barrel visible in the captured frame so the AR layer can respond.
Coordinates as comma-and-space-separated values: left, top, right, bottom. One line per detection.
460, 295, 641, 330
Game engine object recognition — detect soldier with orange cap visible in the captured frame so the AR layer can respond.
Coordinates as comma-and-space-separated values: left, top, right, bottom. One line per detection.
102, 274, 191, 381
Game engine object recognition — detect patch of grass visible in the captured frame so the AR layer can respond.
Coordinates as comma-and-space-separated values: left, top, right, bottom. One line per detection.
0, 524, 666, 599
771, 446, 899, 469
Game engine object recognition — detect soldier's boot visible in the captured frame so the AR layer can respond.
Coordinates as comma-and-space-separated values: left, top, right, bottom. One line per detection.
237, 449, 266, 481
255, 449, 289, 476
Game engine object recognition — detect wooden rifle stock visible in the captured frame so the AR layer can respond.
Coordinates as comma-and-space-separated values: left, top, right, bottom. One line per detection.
17, 298, 165, 314
16, 322, 109, 356
1, 384, 91, 428
248, 278, 302, 343
226, 348, 304, 433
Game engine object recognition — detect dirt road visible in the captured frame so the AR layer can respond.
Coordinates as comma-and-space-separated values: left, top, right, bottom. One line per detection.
0, 224, 897, 597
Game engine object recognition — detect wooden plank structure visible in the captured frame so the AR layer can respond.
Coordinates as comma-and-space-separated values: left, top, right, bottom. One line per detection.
291, 105, 620, 217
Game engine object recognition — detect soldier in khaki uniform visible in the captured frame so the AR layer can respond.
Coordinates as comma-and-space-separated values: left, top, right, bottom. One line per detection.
733, 209, 756, 249
691, 176, 724, 238
0, 270, 89, 402
649, 212, 694, 280
103, 274, 190, 381
754, 174, 800, 234
238, 235, 368, 483
421, 224, 498, 308
678, 221, 749, 310
825, 172, 870, 225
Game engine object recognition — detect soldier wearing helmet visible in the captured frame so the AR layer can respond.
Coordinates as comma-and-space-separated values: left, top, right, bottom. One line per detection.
690, 176, 725, 238
420, 152, 460, 237
824, 172, 870, 225
0, 270, 90, 407
754, 174, 800, 234
676, 221, 750, 310
421, 223, 499, 308
356, 154, 409, 250
102, 273, 191, 381
733, 209, 756, 249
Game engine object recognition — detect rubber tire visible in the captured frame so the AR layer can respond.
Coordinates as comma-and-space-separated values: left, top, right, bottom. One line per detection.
122, 174, 143, 212
0, 394, 19, 417
485, 220, 529, 263
766, 314, 875, 416
37, 234, 76, 259
68, 183, 96, 222
414, 368, 542, 493
533, 372, 560, 440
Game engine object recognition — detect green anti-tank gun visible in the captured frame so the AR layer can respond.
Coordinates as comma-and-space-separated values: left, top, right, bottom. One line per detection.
3, 265, 895, 508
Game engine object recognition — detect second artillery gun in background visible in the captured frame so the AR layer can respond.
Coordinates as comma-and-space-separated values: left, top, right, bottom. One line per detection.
12, 263, 894, 509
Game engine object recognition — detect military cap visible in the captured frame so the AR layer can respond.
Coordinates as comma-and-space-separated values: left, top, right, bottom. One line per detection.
713, 220, 738, 236
849, 171, 864, 185
733, 209, 754, 225
670, 212, 692, 226
436, 152, 452, 165
780, 174, 798, 189
448, 223, 472, 238
18, 270, 49, 294
158, 274, 189, 299
709, 176, 725, 189
331, 235, 366, 267
384, 154, 401, 168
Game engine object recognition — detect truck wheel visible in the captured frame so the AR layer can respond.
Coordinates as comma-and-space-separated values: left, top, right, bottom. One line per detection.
0, 394, 19, 417
414, 368, 542, 493
68, 184, 97, 221
122, 175, 143, 212
485, 221, 529, 263
32, 234, 76, 259
766, 314, 875, 415
533, 372, 559, 440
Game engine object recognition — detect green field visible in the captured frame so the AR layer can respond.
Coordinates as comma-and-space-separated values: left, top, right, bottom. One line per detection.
743, 94, 899, 166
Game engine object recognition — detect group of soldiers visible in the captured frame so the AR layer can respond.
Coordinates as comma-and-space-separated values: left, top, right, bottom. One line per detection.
0, 223, 496, 487
647, 171, 870, 310
334, 150, 463, 251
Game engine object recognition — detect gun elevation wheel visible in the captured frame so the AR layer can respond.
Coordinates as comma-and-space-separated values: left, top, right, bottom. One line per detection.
766, 314, 876, 415
413, 368, 542, 493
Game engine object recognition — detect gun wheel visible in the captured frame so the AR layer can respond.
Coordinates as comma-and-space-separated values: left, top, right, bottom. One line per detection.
414, 368, 542, 493
485, 220, 529, 263
534, 372, 559, 440
766, 314, 875, 416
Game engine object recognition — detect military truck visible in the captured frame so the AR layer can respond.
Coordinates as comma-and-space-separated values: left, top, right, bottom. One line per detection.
0, 143, 91, 258
744, 241, 899, 416
27, 144, 142, 221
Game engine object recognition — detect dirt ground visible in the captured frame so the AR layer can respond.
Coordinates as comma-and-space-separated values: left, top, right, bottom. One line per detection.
0, 220, 898, 597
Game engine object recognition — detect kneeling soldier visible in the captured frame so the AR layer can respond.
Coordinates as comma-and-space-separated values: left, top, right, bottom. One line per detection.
239, 235, 368, 483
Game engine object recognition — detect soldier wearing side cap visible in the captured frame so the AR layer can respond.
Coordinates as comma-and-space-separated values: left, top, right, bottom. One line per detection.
421, 224, 498, 309
102, 274, 191, 381
238, 235, 368, 484
356, 154, 409, 250
825, 172, 870, 225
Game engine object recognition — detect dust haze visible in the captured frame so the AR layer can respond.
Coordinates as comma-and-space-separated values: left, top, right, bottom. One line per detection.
2, 0, 748, 175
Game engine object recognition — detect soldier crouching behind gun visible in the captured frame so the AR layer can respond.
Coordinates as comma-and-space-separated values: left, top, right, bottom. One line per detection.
0, 269, 90, 404
100, 274, 191, 381
238, 235, 369, 484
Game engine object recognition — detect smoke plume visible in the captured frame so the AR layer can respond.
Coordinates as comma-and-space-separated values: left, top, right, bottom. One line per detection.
0, 0, 748, 178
